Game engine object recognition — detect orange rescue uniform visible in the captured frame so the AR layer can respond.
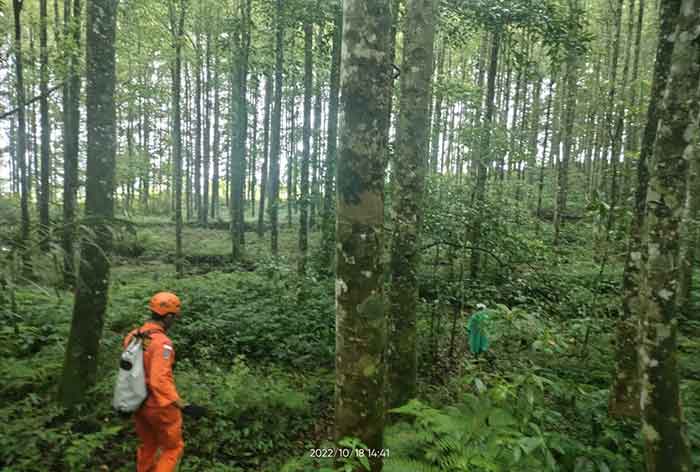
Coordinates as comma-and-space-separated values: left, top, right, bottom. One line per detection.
124, 322, 183, 472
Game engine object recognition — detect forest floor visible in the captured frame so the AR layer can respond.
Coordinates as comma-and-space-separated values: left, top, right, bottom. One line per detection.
1, 209, 699, 471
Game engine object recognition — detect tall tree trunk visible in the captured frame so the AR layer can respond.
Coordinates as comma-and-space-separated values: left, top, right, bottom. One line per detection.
268, 0, 284, 256
230, 0, 251, 260
287, 88, 296, 227
387, 0, 436, 410
211, 53, 220, 219
601, 0, 624, 205
639, 1, 698, 468
548, 74, 563, 170
470, 30, 500, 278
12, 0, 31, 277
248, 75, 258, 218
202, 32, 211, 225
195, 37, 203, 222
320, 6, 342, 271
299, 22, 313, 275
59, 0, 119, 408
185, 64, 192, 221
536, 76, 554, 224
335, 1, 391, 470
605, 0, 635, 237
258, 68, 273, 236
39, 0, 51, 251
310, 26, 323, 230
170, 0, 186, 276
621, 0, 645, 204
526, 76, 542, 190
553, 0, 580, 247
429, 39, 445, 174
609, 0, 679, 419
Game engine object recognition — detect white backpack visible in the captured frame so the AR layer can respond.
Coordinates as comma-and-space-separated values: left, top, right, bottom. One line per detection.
112, 331, 151, 413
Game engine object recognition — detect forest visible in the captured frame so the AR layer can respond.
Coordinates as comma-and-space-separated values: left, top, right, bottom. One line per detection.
0, 0, 699, 470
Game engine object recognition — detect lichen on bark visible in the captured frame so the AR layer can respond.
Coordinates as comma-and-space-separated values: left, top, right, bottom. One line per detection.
637, 0, 698, 469
334, 1, 392, 471
386, 0, 436, 410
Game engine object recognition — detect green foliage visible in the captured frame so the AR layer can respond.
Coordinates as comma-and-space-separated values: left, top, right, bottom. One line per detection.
385, 374, 559, 472
385, 368, 638, 472
176, 356, 312, 468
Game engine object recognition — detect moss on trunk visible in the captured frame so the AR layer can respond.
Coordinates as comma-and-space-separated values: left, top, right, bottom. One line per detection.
335, 1, 392, 470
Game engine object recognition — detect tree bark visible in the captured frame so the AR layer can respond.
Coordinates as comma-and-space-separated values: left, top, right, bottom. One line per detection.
258, 68, 273, 236
202, 32, 211, 224
429, 39, 445, 174
39, 0, 51, 251
230, 0, 251, 259
310, 26, 323, 230
211, 53, 220, 219
13, 0, 31, 277
59, 0, 119, 408
387, 0, 436, 410
61, 0, 81, 286
194, 35, 203, 222
605, 0, 635, 237
170, 0, 186, 276
320, 6, 342, 271
268, 0, 284, 256
249, 75, 259, 219
335, 1, 391, 470
639, 1, 698, 469
470, 30, 499, 278
610, 0, 680, 419
553, 0, 580, 247
299, 22, 313, 275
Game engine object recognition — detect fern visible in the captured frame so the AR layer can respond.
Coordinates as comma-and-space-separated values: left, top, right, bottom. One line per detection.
385, 375, 560, 472
384, 457, 442, 472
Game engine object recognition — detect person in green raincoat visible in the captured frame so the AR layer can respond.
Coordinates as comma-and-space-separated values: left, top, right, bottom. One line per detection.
467, 303, 490, 356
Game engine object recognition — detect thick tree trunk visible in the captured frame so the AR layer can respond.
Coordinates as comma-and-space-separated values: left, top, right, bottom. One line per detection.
268, 0, 284, 256
59, 0, 118, 408
320, 6, 342, 271
335, 1, 391, 470
299, 23, 313, 275
638, 2, 698, 469
387, 0, 435, 410
610, 0, 679, 419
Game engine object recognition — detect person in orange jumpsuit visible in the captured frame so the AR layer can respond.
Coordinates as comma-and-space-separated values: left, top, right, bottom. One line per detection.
123, 291, 200, 472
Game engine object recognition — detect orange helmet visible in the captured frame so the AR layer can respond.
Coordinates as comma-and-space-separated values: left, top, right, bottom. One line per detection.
149, 292, 182, 317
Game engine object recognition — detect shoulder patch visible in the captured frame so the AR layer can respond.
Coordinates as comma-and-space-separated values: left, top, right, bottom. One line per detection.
163, 344, 173, 359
